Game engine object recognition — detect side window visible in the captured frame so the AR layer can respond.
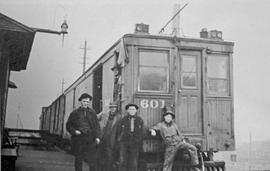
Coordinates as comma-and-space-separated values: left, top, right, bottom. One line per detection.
138, 50, 169, 92
207, 55, 230, 96
181, 55, 197, 88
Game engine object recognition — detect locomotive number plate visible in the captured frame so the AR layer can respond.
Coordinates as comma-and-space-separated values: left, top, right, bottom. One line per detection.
140, 99, 165, 109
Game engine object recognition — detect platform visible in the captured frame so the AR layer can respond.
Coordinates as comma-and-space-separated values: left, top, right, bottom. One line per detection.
16, 149, 89, 171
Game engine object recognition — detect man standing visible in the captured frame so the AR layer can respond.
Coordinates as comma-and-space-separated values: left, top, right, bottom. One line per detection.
66, 93, 101, 171
117, 103, 144, 171
98, 101, 122, 171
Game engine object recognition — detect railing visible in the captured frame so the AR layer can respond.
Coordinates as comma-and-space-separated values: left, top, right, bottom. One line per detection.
145, 161, 225, 171
87, 161, 225, 171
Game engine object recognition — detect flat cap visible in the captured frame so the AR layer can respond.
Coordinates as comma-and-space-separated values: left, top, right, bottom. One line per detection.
109, 101, 118, 108
163, 110, 175, 119
78, 93, 92, 101
125, 103, 139, 110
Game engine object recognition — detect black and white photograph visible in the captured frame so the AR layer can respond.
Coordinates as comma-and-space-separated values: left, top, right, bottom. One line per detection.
1, 0, 270, 171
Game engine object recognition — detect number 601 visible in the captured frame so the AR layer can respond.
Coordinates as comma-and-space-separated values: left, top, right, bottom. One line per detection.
140, 99, 165, 109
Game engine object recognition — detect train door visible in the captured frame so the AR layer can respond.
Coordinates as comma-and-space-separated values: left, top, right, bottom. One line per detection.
93, 65, 103, 113
176, 50, 203, 135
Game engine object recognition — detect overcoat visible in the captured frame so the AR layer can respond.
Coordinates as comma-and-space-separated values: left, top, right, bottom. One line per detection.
98, 111, 122, 148
97, 111, 122, 168
66, 106, 101, 155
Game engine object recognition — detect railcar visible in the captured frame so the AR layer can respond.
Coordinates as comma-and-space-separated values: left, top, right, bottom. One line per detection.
40, 24, 235, 170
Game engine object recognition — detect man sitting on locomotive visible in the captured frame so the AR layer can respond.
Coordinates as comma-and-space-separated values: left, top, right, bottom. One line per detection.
149, 110, 199, 171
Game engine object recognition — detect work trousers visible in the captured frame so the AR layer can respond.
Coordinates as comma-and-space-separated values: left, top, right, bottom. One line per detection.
75, 153, 95, 171
119, 143, 140, 171
74, 143, 97, 171
163, 141, 198, 171
101, 147, 118, 171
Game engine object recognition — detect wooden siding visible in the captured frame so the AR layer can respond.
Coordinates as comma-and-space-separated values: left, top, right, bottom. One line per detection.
63, 89, 74, 139
53, 95, 65, 136
135, 95, 173, 152
54, 99, 60, 134
177, 95, 202, 134
45, 108, 50, 132
57, 95, 65, 137
50, 103, 56, 134
121, 45, 134, 111
206, 98, 235, 151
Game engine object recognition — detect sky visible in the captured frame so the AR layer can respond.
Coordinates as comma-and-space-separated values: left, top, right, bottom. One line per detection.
1, 0, 270, 145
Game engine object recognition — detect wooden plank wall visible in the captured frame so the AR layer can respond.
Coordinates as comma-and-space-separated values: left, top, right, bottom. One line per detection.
206, 98, 235, 151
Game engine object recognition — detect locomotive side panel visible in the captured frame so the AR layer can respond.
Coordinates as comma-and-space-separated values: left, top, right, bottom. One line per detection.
50, 102, 56, 134
63, 89, 75, 139
45, 107, 50, 132
54, 98, 60, 135
135, 96, 173, 152
206, 98, 234, 151
121, 45, 134, 112
57, 95, 65, 137
204, 51, 235, 151
53, 95, 65, 136
102, 56, 115, 112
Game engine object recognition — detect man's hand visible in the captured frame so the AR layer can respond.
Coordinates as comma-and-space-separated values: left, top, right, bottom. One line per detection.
150, 129, 156, 136
95, 138, 100, 144
75, 130, 81, 135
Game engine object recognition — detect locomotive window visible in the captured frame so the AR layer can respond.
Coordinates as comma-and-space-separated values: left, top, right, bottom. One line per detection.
207, 55, 229, 96
139, 50, 169, 92
181, 55, 197, 88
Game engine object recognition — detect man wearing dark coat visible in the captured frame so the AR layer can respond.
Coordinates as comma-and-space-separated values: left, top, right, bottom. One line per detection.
97, 101, 122, 171
117, 103, 144, 171
66, 93, 101, 171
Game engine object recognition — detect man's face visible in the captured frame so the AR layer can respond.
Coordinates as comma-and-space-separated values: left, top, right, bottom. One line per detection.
127, 106, 137, 116
164, 114, 173, 123
80, 98, 90, 108
109, 107, 117, 114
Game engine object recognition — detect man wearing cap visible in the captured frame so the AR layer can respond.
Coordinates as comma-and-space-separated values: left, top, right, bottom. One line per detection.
117, 103, 144, 171
97, 101, 122, 171
66, 93, 101, 171
149, 110, 199, 171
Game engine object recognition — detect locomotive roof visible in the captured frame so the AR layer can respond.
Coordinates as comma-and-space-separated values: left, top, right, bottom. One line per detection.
122, 33, 234, 45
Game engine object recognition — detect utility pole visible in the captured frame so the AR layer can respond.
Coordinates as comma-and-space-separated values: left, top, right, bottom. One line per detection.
16, 104, 23, 129
16, 105, 20, 129
249, 131, 252, 171
61, 78, 65, 94
80, 40, 90, 74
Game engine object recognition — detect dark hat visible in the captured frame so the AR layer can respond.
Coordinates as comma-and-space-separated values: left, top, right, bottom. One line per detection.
163, 110, 175, 119
78, 93, 92, 101
109, 101, 118, 108
125, 103, 139, 110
